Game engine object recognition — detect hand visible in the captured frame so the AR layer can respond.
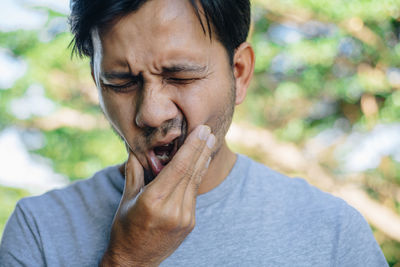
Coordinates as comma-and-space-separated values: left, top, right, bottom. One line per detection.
101, 125, 215, 266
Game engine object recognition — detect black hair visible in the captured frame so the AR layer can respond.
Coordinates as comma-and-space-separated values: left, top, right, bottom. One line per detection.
69, 0, 250, 64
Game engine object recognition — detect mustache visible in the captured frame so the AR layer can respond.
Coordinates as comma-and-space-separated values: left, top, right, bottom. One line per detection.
143, 117, 185, 145
110, 116, 186, 155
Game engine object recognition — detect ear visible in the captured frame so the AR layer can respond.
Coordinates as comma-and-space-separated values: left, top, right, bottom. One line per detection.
233, 42, 255, 105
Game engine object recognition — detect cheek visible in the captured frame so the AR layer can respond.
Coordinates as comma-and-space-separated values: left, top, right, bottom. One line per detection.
101, 91, 136, 133
101, 93, 119, 122
175, 87, 209, 129
177, 80, 231, 131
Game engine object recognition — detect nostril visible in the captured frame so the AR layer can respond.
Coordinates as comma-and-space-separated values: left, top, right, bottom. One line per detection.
135, 115, 141, 127
135, 114, 147, 128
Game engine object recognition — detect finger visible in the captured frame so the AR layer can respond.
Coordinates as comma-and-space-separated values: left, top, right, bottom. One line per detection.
123, 151, 145, 201
150, 125, 211, 194
181, 133, 215, 210
169, 131, 215, 211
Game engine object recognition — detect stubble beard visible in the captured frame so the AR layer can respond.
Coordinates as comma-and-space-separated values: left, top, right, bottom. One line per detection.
209, 80, 236, 160
105, 77, 236, 183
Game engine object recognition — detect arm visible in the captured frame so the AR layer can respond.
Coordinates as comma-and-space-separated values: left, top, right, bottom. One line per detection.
100, 125, 215, 266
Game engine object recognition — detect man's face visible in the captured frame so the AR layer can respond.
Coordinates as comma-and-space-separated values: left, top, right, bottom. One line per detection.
92, 0, 237, 180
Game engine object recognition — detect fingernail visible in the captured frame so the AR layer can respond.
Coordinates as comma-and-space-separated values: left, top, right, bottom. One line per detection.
205, 157, 211, 169
206, 134, 216, 149
198, 125, 210, 140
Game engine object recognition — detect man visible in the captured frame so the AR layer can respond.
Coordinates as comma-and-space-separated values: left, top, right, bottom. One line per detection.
0, 0, 388, 266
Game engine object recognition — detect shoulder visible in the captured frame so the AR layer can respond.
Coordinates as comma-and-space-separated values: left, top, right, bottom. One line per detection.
8, 165, 123, 244
238, 154, 342, 210
236, 154, 388, 265
0, 165, 123, 265
236, 154, 365, 234
17, 165, 123, 216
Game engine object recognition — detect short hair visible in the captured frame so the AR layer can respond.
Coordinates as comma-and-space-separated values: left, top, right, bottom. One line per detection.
69, 0, 251, 64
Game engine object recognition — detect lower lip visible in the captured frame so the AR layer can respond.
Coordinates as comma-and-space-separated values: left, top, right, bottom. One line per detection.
149, 150, 163, 176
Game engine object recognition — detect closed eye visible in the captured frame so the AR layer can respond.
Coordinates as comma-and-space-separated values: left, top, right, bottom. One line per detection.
101, 80, 139, 93
165, 78, 199, 85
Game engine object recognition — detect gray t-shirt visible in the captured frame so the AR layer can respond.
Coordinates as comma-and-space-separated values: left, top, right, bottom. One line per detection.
0, 154, 388, 266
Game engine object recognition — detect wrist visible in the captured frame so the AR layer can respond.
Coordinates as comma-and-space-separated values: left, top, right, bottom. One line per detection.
100, 248, 160, 267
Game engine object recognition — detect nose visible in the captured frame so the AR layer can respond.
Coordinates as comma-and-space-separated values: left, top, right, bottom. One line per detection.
135, 82, 178, 129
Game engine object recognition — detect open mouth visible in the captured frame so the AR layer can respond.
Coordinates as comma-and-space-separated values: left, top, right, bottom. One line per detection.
155, 137, 178, 164
149, 138, 180, 177
148, 120, 187, 177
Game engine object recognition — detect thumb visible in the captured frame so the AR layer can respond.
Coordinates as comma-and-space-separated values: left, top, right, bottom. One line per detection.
123, 151, 144, 201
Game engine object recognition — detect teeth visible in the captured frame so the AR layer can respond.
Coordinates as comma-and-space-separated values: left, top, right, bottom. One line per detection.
156, 152, 170, 162
154, 140, 176, 166
162, 141, 174, 147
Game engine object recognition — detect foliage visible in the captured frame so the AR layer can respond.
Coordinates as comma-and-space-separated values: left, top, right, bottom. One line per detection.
245, 0, 400, 143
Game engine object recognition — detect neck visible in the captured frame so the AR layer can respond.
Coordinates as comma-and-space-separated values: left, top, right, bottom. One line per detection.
197, 140, 236, 195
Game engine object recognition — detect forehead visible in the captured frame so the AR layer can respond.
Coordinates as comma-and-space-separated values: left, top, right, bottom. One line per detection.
98, 0, 216, 71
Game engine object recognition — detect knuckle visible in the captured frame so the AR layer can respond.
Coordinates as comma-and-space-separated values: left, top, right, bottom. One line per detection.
174, 160, 192, 177
161, 208, 181, 230
181, 212, 193, 229
186, 140, 204, 155
159, 207, 194, 233
198, 168, 207, 180
192, 179, 201, 192
189, 218, 196, 231
137, 195, 158, 217
190, 170, 202, 187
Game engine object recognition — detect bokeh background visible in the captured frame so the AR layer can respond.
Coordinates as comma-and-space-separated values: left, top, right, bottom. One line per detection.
0, 0, 399, 264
